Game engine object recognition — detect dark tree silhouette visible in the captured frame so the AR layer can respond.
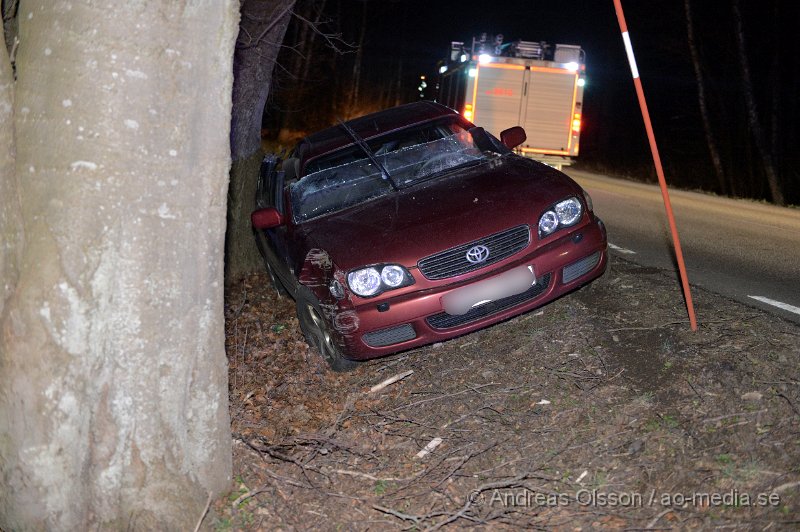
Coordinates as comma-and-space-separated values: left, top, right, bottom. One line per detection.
227, 0, 296, 284
732, 0, 784, 205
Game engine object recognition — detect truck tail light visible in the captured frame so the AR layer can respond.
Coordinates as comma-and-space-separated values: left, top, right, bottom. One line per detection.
572, 113, 581, 133
463, 104, 474, 122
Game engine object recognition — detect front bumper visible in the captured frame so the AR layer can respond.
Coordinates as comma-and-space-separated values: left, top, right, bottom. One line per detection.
333, 218, 607, 360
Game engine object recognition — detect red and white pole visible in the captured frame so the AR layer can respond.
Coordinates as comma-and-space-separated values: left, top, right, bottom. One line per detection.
613, 0, 698, 331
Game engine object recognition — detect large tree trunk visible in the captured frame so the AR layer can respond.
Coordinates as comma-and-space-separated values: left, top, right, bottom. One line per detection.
0, 1, 238, 528
0, 5, 19, 324
684, 0, 726, 195
226, 0, 295, 285
732, 0, 785, 205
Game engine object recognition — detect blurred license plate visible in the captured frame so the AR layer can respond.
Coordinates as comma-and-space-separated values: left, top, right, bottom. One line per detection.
441, 265, 535, 316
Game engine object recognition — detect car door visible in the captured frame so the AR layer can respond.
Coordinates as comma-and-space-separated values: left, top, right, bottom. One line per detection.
255, 155, 294, 288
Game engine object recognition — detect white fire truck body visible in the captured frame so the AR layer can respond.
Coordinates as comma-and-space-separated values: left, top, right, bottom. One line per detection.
438, 37, 586, 169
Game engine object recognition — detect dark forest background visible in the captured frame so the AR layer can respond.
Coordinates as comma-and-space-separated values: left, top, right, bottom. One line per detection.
263, 0, 799, 205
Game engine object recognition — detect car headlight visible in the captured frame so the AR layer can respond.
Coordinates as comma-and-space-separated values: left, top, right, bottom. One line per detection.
538, 197, 583, 238
380, 265, 405, 287
347, 264, 413, 297
347, 267, 382, 296
538, 211, 559, 237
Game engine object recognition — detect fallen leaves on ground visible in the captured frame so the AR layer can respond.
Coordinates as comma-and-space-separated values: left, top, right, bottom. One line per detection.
211, 258, 800, 530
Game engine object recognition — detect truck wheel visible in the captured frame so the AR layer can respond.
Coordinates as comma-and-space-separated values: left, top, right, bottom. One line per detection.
296, 288, 359, 372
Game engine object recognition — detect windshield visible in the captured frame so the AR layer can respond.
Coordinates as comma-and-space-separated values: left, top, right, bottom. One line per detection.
290, 121, 491, 223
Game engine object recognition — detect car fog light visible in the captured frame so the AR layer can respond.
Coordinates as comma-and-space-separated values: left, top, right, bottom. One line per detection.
348, 267, 382, 296
381, 265, 405, 287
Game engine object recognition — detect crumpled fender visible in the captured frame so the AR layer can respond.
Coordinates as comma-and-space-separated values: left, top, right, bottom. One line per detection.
298, 249, 360, 335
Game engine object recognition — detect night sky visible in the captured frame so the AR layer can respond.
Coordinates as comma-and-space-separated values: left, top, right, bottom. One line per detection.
279, 0, 695, 167
271, 0, 799, 201
362, 0, 649, 161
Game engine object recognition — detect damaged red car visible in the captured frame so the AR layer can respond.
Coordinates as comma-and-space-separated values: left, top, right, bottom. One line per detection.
252, 101, 607, 370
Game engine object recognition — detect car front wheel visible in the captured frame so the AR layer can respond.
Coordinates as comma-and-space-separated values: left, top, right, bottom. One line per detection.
296, 287, 359, 372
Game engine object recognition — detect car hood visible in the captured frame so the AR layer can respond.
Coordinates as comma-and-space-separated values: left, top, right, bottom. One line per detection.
296, 155, 581, 271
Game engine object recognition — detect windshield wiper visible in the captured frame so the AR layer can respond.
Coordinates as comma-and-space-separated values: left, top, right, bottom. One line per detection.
411, 158, 484, 186
336, 118, 399, 191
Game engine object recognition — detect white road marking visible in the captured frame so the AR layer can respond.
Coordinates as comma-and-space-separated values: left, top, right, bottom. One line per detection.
608, 242, 636, 254
748, 296, 800, 316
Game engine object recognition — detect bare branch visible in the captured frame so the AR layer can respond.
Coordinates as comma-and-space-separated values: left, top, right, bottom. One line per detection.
290, 8, 356, 55
237, 2, 295, 50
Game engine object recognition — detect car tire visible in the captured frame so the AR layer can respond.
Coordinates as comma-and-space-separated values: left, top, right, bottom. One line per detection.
296, 287, 359, 372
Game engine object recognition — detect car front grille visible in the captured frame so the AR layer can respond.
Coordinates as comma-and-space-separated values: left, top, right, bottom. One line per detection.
562, 251, 600, 284
362, 323, 417, 348
417, 225, 531, 280
426, 273, 551, 330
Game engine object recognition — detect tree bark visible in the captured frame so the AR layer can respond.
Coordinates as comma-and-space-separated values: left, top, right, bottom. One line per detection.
0, 5, 19, 322
0, 1, 237, 528
732, 0, 785, 205
684, 0, 726, 195
2, 0, 18, 57
226, 0, 295, 285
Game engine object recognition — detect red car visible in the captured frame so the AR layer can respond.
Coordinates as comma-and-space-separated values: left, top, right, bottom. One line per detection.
252, 102, 607, 370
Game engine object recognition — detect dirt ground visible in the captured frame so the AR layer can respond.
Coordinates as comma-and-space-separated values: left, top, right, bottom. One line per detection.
209, 256, 800, 530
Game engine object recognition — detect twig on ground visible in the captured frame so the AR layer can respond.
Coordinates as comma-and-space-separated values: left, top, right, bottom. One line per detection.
391, 383, 498, 412
374, 354, 410, 371
325, 393, 358, 438
232, 288, 248, 319
372, 505, 424, 524
193, 492, 212, 532
432, 443, 498, 489
645, 508, 677, 529
772, 480, 800, 494
440, 403, 498, 431
608, 321, 687, 332
232, 484, 269, 508
776, 392, 800, 417
416, 437, 444, 458
233, 432, 322, 487
370, 370, 414, 393
685, 378, 705, 402
702, 409, 767, 423
423, 474, 534, 530
329, 469, 408, 482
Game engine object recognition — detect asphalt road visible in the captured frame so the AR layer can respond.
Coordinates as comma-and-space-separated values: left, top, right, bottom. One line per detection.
566, 169, 800, 325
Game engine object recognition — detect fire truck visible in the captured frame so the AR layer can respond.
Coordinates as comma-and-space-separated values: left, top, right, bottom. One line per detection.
437, 34, 586, 169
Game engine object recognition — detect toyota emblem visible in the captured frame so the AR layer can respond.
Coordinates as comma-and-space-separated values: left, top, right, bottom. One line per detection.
465, 245, 490, 264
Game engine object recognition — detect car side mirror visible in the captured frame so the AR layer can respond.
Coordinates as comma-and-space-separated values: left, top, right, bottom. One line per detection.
500, 126, 526, 149
251, 207, 283, 229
